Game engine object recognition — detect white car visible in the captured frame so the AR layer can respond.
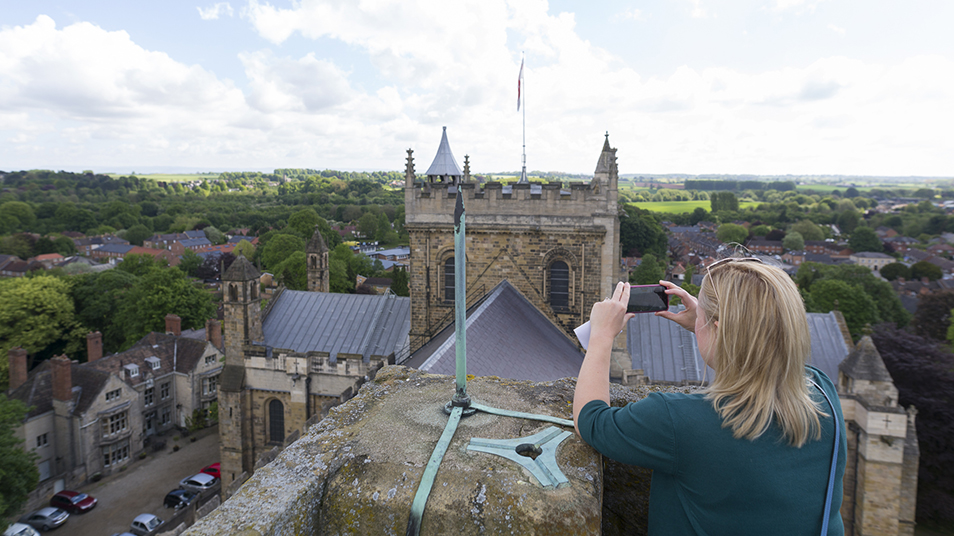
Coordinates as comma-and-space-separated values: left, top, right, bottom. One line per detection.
129, 513, 164, 536
4, 524, 39, 536
178, 472, 218, 493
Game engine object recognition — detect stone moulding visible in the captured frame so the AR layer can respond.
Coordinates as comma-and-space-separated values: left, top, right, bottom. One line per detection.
184, 366, 689, 536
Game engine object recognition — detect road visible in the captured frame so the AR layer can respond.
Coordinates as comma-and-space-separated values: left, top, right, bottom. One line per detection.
59, 425, 219, 536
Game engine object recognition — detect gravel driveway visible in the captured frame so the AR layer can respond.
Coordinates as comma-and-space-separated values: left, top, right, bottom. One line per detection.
59, 425, 220, 536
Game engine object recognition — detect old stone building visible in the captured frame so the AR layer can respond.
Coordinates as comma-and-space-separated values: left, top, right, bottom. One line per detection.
838, 336, 919, 536
218, 254, 411, 491
403, 129, 623, 368
306, 225, 330, 293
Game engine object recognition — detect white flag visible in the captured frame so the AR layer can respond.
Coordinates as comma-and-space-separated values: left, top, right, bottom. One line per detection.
517, 59, 524, 111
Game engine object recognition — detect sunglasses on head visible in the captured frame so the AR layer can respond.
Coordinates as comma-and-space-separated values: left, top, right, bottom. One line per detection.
705, 256, 764, 274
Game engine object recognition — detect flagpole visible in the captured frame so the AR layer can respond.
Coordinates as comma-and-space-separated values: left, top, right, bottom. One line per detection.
519, 52, 527, 184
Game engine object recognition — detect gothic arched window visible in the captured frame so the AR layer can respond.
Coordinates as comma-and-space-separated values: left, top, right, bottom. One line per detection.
443, 257, 455, 302
268, 399, 284, 443
229, 284, 238, 302
549, 261, 570, 308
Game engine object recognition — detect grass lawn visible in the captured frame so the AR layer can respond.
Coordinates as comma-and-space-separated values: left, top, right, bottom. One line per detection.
630, 200, 760, 214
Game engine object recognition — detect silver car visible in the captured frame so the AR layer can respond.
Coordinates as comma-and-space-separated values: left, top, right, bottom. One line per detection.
178, 472, 218, 493
18, 507, 68, 531
129, 513, 163, 536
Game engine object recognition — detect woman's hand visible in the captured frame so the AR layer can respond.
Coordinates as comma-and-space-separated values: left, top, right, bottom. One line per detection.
589, 281, 636, 344
654, 279, 698, 333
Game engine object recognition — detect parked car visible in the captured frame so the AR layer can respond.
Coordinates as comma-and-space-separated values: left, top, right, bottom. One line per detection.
163, 489, 198, 509
49, 490, 97, 514
179, 472, 218, 493
200, 462, 220, 479
129, 513, 164, 536
4, 523, 39, 536
18, 507, 69, 531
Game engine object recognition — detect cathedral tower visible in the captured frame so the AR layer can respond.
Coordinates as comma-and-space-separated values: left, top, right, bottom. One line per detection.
307, 226, 330, 293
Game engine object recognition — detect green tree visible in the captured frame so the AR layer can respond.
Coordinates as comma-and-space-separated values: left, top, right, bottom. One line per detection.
808, 279, 879, 338
710, 192, 739, 213
619, 206, 668, 258
848, 226, 882, 253
630, 253, 666, 285
716, 223, 748, 245
274, 251, 307, 290
71, 270, 140, 354
329, 258, 352, 293
124, 224, 152, 246
234, 239, 256, 259
911, 261, 943, 282
358, 212, 379, 240
782, 231, 805, 252
390, 267, 409, 297
178, 249, 203, 278
203, 226, 225, 245
260, 234, 305, 271
117, 253, 166, 277
836, 210, 861, 234
790, 220, 826, 242
287, 208, 319, 238
115, 268, 216, 348
0, 201, 36, 232
879, 263, 911, 281
0, 276, 83, 386
750, 225, 771, 237
0, 394, 39, 520
53, 236, 77, 256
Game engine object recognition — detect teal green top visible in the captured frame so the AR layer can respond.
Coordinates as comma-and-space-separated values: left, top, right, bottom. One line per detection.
578, 366, 846, 536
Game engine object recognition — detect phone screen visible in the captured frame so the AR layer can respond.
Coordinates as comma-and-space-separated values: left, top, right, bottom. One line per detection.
627, 284, 669, 313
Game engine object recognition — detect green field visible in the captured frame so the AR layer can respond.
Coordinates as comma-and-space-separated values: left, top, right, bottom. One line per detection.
630, 200, 760, 213
107, 173, 218, 182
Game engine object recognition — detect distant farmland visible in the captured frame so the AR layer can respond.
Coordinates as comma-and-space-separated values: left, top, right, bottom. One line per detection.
630, 200, 760, 213
107, 173, 218, 182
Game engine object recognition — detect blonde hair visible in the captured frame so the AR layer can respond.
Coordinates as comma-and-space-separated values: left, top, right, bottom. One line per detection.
699, 260, 824, 447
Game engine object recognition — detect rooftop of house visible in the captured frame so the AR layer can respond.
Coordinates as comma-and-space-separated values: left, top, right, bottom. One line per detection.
8, 360, 112, 419
84, 332, 215, 386
404, 280, 584, 381
262, 289, 411, 361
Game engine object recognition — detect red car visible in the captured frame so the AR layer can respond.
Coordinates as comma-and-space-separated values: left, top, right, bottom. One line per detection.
200, 463, 220, 480
49, 490, 97, 513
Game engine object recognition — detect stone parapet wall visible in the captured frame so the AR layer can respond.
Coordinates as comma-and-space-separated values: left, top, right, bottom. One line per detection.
186, 366, 690, 536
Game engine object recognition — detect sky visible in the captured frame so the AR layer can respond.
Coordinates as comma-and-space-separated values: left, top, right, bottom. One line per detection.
1, 0, 952, 177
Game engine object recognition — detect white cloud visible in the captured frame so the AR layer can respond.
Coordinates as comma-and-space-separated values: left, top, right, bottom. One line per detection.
0, 4, 951, 177
828, 24, 845, 35
775, 0, 827, 13
198, 2, 234, 20
613, 9, 644, 22
689, 0, 707, 19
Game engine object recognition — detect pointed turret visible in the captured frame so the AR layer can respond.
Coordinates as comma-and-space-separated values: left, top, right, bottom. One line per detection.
424, 127, 463, 184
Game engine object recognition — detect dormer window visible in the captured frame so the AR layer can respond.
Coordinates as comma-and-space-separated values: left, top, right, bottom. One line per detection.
124, 364, 139, 378
146, 356, 161, 370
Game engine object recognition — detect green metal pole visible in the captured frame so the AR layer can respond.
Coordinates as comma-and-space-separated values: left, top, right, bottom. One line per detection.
453, 185, 468, 404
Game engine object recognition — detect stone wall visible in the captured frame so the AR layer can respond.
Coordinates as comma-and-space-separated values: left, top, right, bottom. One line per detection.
185, 366, 689, 536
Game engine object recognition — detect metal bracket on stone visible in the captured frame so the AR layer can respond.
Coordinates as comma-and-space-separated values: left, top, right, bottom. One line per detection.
467, 426, 572, 489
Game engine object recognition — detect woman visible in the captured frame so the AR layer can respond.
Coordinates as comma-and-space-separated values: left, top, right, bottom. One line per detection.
574, 259, 846, 535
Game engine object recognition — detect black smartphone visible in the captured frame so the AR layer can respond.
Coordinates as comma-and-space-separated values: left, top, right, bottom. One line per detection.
627, 284, 669, 313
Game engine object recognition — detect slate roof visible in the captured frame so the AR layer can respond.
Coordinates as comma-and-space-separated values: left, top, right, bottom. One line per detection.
222, 255, 260, 281
180, 238, 212, 248
839, 335, 894, 383
424, 127, 463, 178
405, 280, 584, 381
262, 290, 411, 361
307, 228, 328, 253
628, 308, 851, 384
85, 332, 212, 386
96, 243, 135, 254
8, 360, 111, 419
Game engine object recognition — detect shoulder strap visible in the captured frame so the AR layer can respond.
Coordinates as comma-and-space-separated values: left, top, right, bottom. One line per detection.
808, 378, 839, 536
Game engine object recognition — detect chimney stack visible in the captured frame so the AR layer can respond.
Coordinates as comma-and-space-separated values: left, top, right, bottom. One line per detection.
87, 331, 103, 362
51, 355, 72, 402
206, 319, 223, 349
165, 314, 182, 337
8, 347, 27, 391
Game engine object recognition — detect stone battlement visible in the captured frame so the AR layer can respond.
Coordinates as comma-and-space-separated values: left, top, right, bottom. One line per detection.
185, 366, 693, 535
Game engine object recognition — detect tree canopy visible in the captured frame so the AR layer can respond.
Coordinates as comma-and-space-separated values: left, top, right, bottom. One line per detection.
716, 223, 748, 245
0, 394, 39, 520
630, 253, 666, 285
115, 268, 216, 348
848, 226, 883, 253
